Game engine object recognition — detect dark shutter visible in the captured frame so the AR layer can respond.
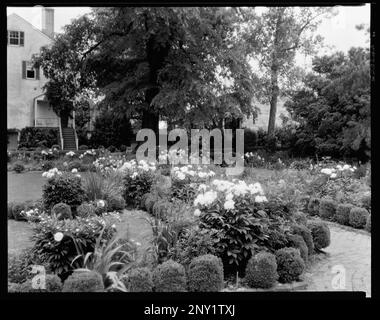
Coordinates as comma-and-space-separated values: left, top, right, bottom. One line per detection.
20, 31, 24, 46
35, 66, 40, 80
22, 61, 26, 79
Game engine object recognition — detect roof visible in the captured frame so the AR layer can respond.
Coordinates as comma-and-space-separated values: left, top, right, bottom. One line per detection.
7, 13, 53, 41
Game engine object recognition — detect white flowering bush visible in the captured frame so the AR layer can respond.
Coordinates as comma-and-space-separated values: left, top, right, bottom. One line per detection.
170, 165, 215, 202
93, 155, 127, 174
244, 152, 265, 168
319, 163, 357, 179
42, 168, 62, 179
118, 160, 157, 206
31, 212, 120, 277
193, 178, 270, 270
42, 172, 86, 210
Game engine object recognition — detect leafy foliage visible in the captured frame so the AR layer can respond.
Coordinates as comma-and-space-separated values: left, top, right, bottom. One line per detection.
188, 254, 224, 292
152, 259, 187, 292
307, 221, 330, 250
245, 251, 278, 288
62, 270, 104, 292
18, 127, 59, 149
42, 173, 86, 210
127, 267, 154, 292
284, 47, 370, 160
275, 247, 305, 283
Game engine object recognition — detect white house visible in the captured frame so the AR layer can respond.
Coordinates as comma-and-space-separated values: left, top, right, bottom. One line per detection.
7, 8, 81, 150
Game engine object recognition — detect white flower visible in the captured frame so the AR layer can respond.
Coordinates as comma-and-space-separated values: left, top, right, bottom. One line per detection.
97, 200, 105, 208
71, 168, 78, 173
255, 195, 268, 203
54, 232, 64, 242
111, 224, 116, 229
176, 172, 186, 180
224, 199, 235, 211
330, 173, 337, 179
249, 182, 264, 195
225, 193, 234, 201
321, 168, 333, 175
194, 209, 201, 217
342, 164, 350, 170
63, 162, 68, 167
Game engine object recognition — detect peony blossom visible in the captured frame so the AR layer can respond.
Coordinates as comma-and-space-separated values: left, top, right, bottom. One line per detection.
194, 209, 201, 217
224, 199, 235, 211
255, 195, 268, 203
54, 232, 64, 242
71, 168, 78, 173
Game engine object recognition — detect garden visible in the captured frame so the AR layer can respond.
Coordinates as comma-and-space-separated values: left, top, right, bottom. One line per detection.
7, 148, 371, 293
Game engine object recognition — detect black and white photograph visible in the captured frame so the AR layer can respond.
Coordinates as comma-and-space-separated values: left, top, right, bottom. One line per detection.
5, 2, 371, 301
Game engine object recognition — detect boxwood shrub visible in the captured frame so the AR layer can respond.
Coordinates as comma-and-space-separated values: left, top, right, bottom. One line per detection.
291, 224, 314, 255
335, 203, 354, 225
62, 270, 104, 292
287, 234, 308, 263
307, 221, 331, 250
319, 198, 337, 219
51, 203, 72, 220
152, 260, 187, 292
275, 247, 305, 283
349, 207, 369, 229
245, 251, 278, 289
307, 197, 320, 216
188, 254, 224, 292
127, 267, 154, 292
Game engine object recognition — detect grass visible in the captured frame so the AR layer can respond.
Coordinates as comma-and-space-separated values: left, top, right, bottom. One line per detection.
8, 171, 45, 202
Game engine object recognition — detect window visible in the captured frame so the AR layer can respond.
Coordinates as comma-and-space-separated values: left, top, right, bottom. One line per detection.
7, 30, 24, 46
22, 61, 40, 80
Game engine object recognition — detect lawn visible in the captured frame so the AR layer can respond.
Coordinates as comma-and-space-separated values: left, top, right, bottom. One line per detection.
8, 171, 153, 259
8, 171, 45, 202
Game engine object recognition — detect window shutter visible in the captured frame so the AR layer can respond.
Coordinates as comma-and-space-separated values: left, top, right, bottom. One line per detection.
35, 66, 40, 80
20, 31, 24, 46
22, 61, 26, 79
7, 30, 9, 45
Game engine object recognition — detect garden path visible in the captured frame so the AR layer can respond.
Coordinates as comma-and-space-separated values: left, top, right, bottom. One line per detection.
304, 221, 371, 297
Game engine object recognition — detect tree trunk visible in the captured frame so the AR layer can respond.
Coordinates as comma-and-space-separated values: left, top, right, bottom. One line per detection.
267, 8, 284, 138
267, 66, 279, 137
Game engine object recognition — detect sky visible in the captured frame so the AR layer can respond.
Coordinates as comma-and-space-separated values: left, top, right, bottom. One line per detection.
7, 4, 370, 67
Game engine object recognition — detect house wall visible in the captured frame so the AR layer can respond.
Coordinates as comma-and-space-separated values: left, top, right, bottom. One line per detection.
7, 14, 52, 130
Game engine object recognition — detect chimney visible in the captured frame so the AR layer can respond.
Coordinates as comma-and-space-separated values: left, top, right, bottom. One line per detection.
41, 7, 54, 38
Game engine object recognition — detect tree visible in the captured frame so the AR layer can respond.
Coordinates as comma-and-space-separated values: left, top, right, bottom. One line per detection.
36, 8, 258, 139
284, 47, 370, 160
242, 7, 335, 137
33, 15, 98, 127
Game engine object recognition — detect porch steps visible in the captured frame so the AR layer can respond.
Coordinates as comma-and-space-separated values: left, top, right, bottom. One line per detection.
62, 127, 77, 150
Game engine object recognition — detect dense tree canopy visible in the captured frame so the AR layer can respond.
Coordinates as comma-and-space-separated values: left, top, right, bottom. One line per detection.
284, 47, 370, 160
35, 7, 258, 135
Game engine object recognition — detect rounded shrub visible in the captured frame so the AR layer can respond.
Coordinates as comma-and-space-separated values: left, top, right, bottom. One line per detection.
62, 270, 104, 292
145, 194, 158, 214
275, 247, 305, 283
307, 197, 320, 216
51, 202, 72, 220
11, 202, 27, 221
42, 160, 55, 171
13, 161, 25, 173
152, 199, 172, 220
245, 251, 278, 289
349, 207, 369, 229
188, 254, 224, 292
319, 198, 337, 219
76, 202, 96, 218
365, 215, 371, 232
307, 221, 331, 250
335, 203, 354, 225
361, 194, 371, 211
107, 196, 126, 212
287, 234, 308, 263
127, 267, 154, 292
291, 224, 314, 255
8, 202, 15, 219
79, 145, 88, 150
140, 193, 151, 210
42, 173, 85, 210
293, 211, 307, 226
152, 260, 187, 292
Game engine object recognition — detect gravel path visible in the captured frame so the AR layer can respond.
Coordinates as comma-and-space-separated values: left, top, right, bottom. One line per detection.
304, 221, 371, 297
